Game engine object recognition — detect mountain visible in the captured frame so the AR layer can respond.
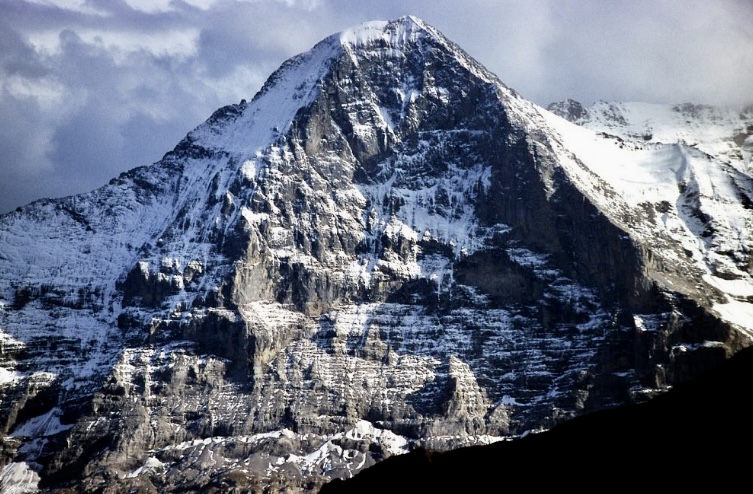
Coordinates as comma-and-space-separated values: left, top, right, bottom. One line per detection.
320, 343, 753, 493
544, 99, 753, 325
1, 16, 752, 493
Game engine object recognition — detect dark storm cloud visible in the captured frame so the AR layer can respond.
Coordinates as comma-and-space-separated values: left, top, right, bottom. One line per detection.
0, 0, 750, 214
0, 0, 262, 214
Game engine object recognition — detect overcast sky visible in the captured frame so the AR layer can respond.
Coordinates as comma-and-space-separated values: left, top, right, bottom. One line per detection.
1, 0, 751, 214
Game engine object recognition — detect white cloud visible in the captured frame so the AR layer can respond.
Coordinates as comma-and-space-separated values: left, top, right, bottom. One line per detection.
24, 0, 108, 15
79, 29, 200, 59
28, 28, 201, 59
122, 0, 183, 13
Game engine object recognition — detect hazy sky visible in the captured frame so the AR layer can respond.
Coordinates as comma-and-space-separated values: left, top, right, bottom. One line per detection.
1, 0, 751, 214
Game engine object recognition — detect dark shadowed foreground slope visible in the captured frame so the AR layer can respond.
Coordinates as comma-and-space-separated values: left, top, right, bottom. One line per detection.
321, 345, 753, 492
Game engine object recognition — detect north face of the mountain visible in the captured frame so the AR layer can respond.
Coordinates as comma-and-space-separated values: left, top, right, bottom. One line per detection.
1, 16, 751, 493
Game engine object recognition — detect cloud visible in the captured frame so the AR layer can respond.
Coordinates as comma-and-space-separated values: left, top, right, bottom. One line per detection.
509, 0, 753, 105
0, 0, 272, 213
0, 0, 751, 214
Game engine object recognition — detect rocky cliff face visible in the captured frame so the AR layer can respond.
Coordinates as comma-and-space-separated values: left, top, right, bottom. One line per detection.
320, 344, 753, 493
1, 16, 752, 493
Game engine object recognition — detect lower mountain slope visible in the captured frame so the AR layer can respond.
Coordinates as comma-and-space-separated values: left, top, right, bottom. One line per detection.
321, 343, 753, 493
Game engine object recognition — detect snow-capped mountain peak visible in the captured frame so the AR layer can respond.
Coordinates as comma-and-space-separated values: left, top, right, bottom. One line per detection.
1, 17, 751, 494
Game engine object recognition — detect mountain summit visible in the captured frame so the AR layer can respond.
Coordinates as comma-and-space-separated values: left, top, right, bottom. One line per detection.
1, 16, 752, 493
